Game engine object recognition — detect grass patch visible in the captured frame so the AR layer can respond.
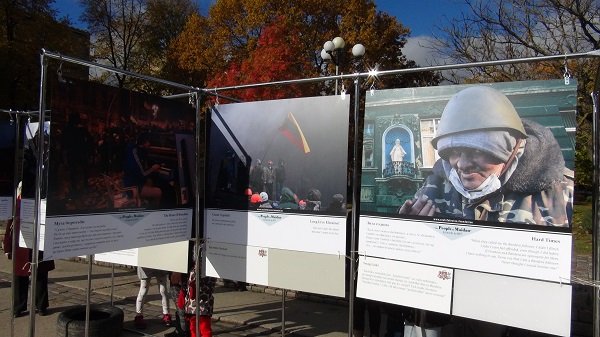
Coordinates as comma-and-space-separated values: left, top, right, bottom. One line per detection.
573, 203, 593, 255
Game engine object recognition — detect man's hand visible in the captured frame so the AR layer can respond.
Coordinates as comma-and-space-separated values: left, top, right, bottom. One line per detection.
398, 194, 436, 216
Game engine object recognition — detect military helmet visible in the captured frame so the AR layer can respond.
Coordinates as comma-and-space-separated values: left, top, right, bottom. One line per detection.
431, 86, 527, 149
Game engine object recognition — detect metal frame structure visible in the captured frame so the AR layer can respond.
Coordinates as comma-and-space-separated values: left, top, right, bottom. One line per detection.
0, 109, 37, 337
208, 49, 600, 337
30, 50, 203, 337
12, 48, 598, 337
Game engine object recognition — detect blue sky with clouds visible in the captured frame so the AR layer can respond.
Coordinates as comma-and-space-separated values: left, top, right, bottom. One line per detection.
51, 0, 468, 66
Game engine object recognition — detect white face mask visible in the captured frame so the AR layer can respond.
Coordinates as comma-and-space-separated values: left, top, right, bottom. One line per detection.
448, 168, 502, 202
443, 139, 524, 203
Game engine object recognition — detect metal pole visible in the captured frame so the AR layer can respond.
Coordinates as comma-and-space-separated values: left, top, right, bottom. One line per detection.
194, 92, 205, 337
592, 87, 600, 337
335, 64, 339, 96
85, 254, 93, 337
210, 50, 599, 92
9, 113, 25, 337
348, 75, 362, 337
110, 264, 115, 306
28, 51, 49, 337
281, 289, 286, 337
42, 49, 199, 92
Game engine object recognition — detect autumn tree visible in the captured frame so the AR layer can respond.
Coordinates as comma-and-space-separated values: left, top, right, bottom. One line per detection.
433, 0, 599, 190
206, 18, 311, 101
140, 0, 197, 91
169, 0, 439, 102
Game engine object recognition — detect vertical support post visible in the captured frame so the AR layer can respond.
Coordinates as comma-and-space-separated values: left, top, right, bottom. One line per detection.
335, 65, 339, 96
110, 264, 115, 306
29, 51, 49, 337
194, 91, 204, 337
592, 89, 599, 337
85, 255, 93, 337
9, 113, 25, 337
349, 75, 362, 337
281, 289, 286, 337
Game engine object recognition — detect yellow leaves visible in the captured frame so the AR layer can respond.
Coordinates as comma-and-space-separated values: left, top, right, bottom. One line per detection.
167, 0, 429, 92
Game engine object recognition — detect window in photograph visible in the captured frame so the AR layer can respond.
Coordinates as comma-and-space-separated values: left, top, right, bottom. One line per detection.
364, 123, 374, 138
363, 141, 374, 168
420, 118, 440, 168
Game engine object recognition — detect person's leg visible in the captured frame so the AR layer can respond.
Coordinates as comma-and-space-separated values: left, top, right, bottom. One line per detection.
353, 298, 366, 337
13, 275, 29, 315
367, 301, 382, 337
34, 271, 50, 314
188, 315, 197, 337
135, 278, 149, 328
199, 315, 212, 337
169, 283, 187, 335
158, 273, 172, 326
136, 278, 149, 314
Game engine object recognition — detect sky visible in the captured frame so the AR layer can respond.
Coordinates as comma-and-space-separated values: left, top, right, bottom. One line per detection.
51, 0, 469, 66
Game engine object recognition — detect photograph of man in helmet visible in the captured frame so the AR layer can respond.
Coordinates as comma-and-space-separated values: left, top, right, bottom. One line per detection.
399, 86, 573, 227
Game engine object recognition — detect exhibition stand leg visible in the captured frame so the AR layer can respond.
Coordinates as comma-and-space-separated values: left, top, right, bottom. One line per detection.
86, 254, 93, 337
281, 289, 286, 337
348, 75, 362, 337
591, 82, 599, 337
7, 112, 27, 337
110, 264, 115, 306
27, 52, 49, 337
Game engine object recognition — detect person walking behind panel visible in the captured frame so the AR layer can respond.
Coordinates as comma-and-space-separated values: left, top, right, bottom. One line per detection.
135, 266, 172, 329
2, 186, 55, 317
179, 253, 215, 337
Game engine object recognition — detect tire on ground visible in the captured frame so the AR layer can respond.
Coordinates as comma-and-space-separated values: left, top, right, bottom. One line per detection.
56, 304, 124, 337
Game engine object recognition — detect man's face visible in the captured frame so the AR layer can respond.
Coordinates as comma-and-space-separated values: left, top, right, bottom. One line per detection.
447, 147, 505, 190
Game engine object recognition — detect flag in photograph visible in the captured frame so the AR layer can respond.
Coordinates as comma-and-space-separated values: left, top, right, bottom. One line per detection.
279, 112, 310, 154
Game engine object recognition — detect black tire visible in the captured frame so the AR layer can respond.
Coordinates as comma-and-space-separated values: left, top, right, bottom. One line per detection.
56, 304, 124, 337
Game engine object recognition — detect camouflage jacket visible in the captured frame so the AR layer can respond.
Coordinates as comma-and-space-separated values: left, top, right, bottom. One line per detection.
416, 120, 573, 226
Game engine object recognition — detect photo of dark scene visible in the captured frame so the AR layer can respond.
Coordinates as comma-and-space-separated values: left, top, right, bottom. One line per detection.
0, 121, 17, 197
21, 121, 51, 200
206, 97, 349, 215
361, 80, 576, 228
46, 79, 196, 215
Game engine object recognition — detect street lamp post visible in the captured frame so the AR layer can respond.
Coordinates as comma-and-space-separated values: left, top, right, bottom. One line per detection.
321, 36, 366, 337
321, 37, 365, 95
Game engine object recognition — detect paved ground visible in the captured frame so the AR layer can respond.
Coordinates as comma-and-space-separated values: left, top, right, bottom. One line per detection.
0, 219, 594, 337
0, 257, 349, 337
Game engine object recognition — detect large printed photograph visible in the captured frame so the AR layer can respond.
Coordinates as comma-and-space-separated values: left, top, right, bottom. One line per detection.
206, 96, 350, 215
0, 120, 17, 197
21, 120, 50, 200
0, 119, 17, 221
46, 79, 196, 215
360, 80, 576, 229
